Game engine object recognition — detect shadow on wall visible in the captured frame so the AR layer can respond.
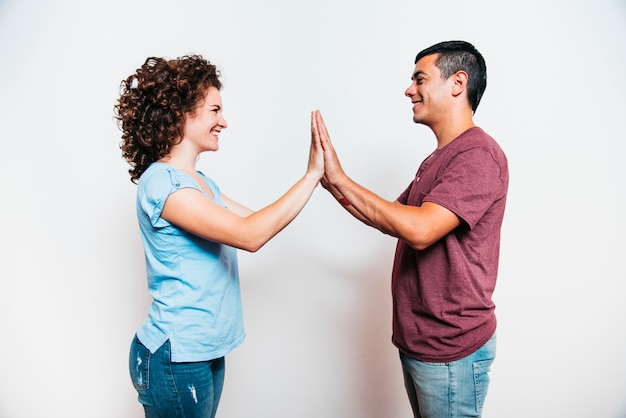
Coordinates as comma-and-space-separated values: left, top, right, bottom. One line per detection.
345, 259, 405, 417
304, 238, 408, 418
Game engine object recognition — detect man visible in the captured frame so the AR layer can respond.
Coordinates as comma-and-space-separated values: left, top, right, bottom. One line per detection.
312, 40, 508, 417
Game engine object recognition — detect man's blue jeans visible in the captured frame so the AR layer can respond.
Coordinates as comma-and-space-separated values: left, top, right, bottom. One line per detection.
400, 333, 496, 418
129, 336, 225, 418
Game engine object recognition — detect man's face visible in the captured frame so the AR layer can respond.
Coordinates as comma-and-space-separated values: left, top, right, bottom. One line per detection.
404, 54, 454, 126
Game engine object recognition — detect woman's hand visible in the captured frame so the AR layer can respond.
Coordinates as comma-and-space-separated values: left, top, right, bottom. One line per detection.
307, 110, 325, 181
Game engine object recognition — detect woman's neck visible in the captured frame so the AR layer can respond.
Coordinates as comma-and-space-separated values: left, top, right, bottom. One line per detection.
158, 148, 199, 173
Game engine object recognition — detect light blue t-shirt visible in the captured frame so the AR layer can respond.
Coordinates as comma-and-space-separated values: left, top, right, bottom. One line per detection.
135, 162, 245, 362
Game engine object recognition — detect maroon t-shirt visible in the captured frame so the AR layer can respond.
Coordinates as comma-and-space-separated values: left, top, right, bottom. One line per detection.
392, 127, 508, 362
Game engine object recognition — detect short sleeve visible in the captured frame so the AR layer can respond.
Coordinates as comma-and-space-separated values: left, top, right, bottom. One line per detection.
424, 148, 506, 229
138, 165, 202, 227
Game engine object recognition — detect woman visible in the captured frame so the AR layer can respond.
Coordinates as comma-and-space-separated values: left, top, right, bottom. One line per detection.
114, 54, 323, 418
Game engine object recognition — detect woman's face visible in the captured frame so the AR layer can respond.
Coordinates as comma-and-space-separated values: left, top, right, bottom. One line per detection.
182, 86, 228, 153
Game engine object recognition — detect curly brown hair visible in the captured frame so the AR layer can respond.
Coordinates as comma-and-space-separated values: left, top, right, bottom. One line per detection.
114, 54, 222, 183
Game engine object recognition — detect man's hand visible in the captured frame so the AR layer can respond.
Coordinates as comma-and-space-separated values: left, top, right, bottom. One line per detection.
312, 110, 345, 187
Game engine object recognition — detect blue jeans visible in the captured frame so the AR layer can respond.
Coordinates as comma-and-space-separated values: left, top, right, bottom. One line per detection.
129, 336, 225, 418
400, 333, 496, 418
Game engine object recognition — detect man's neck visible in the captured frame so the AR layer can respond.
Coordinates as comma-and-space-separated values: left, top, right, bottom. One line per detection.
431, 113, 475, 149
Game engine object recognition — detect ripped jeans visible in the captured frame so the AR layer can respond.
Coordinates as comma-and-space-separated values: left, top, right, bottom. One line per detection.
129, 336, 225, 418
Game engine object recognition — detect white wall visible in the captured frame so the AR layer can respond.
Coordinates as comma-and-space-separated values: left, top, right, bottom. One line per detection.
1, 0, 625, 417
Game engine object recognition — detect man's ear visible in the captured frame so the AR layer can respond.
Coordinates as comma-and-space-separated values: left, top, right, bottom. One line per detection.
451, 70, 468, 97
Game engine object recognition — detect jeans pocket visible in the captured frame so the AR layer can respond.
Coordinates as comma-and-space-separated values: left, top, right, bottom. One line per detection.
129, 336, 150, 391
473, 358, 493, 414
